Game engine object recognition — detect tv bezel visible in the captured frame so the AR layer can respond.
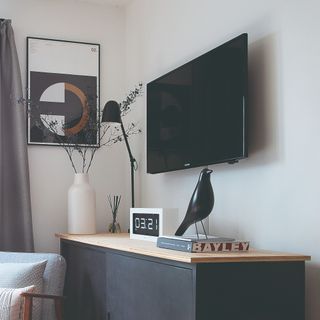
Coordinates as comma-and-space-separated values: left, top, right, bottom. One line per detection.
146, 33, 248, 174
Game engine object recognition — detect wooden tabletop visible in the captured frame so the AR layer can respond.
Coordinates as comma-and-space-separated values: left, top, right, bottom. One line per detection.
56, 233, 311, 264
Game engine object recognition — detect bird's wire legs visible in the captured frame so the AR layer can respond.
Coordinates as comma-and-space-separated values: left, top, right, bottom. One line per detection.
200, 220, 208, 239
195, 221, 208, 240
195, 222, 199, 240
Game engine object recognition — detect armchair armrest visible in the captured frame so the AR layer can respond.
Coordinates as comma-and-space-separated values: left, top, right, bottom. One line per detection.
21, 292, 65, 320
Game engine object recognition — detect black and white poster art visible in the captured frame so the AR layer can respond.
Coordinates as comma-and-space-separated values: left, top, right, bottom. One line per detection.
27, 37, 100, 146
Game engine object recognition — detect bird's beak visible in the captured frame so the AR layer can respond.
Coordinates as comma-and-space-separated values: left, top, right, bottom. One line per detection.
207, 169, 213, 174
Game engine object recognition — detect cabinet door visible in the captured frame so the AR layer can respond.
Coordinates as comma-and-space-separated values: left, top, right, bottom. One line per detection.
106, 252, 195, 320
196, 262, 305, 320
62, 242, 107, 320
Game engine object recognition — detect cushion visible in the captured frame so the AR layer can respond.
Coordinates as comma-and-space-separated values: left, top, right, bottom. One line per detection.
0, 286, 35, 320
0, 261, 47, 320
0, 252, 66, 320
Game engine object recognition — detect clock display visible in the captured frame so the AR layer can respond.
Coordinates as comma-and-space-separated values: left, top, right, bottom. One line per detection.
132, 213, 159, 237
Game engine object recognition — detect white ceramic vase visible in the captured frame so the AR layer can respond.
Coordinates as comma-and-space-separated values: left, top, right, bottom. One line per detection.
68, 173, 96, 234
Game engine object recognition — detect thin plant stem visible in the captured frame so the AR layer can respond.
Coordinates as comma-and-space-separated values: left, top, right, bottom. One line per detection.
21, 83, 143, 173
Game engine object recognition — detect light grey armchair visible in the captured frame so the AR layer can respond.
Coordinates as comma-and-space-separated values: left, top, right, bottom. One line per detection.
0, 252, 66, 320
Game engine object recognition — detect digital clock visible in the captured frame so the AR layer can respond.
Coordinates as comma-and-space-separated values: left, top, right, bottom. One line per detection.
133, 213, 159, 237
130, 208, 179, 241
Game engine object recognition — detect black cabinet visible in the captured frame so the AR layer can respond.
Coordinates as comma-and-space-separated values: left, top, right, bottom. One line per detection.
106, 252, 194, 320
60, 239, 306, 320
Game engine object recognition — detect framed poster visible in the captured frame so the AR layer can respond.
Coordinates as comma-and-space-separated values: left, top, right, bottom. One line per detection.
27, 37, 100, 146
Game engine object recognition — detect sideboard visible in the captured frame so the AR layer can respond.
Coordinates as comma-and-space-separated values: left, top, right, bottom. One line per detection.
56, 233, 310, 320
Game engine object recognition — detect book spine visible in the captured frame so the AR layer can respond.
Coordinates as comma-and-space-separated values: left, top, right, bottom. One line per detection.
157, 238, 192, 252
191, 241, 250, 253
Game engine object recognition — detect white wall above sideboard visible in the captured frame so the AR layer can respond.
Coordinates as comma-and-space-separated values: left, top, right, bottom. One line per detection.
124, 1, 320, 320
0, 0, 132, 253
1, 0, 320, 318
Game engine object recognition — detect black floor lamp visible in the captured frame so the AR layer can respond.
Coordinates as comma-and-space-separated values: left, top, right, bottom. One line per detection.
102, 100, 137, 208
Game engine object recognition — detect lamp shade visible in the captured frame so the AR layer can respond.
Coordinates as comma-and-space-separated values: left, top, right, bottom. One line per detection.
102, 100, 121, 123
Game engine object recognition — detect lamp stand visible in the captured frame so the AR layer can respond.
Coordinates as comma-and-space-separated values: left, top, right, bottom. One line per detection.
120, 122, 136, 208
130, 158, 135, 208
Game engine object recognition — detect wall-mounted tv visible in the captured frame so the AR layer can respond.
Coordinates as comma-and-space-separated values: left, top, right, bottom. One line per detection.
147, 33, 248, 174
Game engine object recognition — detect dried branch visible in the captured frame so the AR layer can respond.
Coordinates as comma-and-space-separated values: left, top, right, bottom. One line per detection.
20, 83, 143, 173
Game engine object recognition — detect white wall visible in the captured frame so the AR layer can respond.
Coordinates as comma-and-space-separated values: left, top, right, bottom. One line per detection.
1, 0, 132, 253
125, 0, 320, 319
1, 0, 319, 317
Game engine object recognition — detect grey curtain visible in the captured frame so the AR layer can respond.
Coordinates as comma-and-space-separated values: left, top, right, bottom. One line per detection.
0, 19, 34, 252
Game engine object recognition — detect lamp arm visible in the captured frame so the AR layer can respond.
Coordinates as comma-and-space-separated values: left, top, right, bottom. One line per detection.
120, 122, 136, 165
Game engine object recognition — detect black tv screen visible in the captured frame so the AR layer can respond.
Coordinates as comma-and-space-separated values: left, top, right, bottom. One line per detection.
147, 33, 248, 174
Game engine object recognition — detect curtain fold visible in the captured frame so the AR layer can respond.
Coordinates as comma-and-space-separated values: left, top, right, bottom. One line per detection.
0, 19, 34, 252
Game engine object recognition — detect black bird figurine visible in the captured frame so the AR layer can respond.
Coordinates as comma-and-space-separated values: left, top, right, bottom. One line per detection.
175, 168, 214, 238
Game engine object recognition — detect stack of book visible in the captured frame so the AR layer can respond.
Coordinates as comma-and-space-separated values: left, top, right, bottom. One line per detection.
157, 235, 250, 253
